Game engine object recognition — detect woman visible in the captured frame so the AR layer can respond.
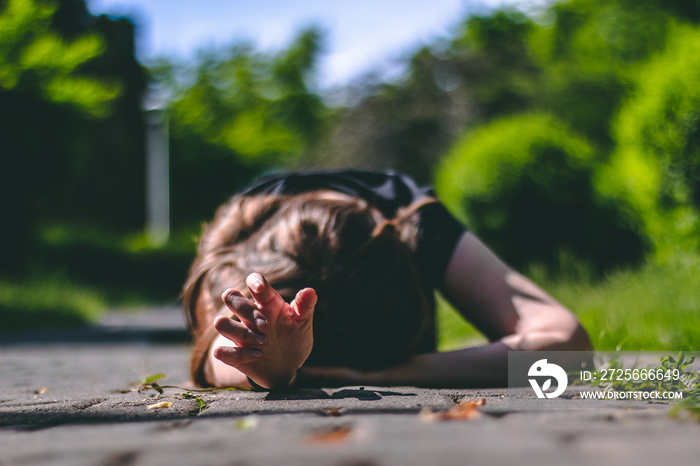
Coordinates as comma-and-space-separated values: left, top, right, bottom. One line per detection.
183, 170, 591, 389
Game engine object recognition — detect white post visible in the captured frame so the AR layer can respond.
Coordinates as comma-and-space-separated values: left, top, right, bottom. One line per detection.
145, 108, 170, 246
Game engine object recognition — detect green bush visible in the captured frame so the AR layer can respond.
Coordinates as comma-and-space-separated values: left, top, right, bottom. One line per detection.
435, 113, 644, 273
600, 25, 700, 258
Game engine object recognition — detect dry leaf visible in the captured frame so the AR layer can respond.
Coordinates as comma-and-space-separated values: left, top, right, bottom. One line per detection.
421, 398, 486, 422
306, 425, 352, 443
147, 401, 173, 410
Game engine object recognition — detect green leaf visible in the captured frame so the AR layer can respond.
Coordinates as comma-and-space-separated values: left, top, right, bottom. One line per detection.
143, 373, 166, 384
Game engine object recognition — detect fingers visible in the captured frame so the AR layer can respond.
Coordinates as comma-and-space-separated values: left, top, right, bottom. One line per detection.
291, 288, 317, 320
246, 273, 287, 313
213, 345, 263, 366
223, 273, 316, 330
221, 289, 267, 332
214, 315, 267, 346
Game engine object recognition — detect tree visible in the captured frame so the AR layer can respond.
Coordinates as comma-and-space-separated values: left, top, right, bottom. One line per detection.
0, 0, 145, 272
599, 25, 700, 257
310, 9, 540, 185
161, 28, 327, 231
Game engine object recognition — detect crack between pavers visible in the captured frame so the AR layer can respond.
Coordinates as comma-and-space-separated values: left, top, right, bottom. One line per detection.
73, 398, 107, 410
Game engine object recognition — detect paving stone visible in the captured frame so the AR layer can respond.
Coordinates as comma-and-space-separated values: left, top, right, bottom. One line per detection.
1, 309, 698, 465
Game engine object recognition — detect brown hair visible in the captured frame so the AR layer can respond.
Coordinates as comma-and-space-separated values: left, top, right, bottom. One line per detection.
183, 190, 436, 387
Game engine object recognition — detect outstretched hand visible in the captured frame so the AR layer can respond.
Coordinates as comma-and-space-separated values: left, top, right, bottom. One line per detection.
212, 273, 317, 389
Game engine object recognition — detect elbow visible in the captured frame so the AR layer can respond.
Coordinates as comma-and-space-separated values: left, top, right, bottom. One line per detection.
503, 316, 592, 352
538, 318, 593, 352
565, 321, 593, 351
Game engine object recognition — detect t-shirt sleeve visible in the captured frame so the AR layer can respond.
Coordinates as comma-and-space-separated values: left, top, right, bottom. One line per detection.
415, 201, 466, 287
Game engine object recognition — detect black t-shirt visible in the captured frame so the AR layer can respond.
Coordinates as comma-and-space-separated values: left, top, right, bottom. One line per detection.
241, 169, 466, 287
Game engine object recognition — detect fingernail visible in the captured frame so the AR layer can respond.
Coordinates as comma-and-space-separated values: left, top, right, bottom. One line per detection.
252, 279, 263, 293
254, 332, 267, 344
255, 317, 267, 330
250, 348, 263, 357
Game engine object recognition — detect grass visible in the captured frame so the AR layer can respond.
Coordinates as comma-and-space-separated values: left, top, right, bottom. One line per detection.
0, 224, 195, 332
436, 294, 485, 351
37, 225, 195, 306
0, 275, 106, 330
540, 252, 700, 351
436, 251, 700, 352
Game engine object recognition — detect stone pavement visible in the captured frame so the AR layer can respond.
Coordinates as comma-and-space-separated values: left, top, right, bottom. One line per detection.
1, 308, 699, 466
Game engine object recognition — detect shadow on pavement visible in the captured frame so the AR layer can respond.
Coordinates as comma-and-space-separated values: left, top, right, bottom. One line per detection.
265, 388, 417, 401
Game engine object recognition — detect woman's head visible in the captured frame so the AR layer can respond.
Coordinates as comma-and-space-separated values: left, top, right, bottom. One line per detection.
183, 191, 435, 385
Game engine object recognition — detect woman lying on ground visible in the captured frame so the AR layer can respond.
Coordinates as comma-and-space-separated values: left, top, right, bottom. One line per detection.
182, 170, 591, 390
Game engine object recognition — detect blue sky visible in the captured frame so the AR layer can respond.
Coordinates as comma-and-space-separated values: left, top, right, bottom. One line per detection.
87, 0, 536, 89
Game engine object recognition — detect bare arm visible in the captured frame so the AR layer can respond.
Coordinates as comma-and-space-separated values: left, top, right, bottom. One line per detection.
441, 232, 591, 353
301, 232, 591, 388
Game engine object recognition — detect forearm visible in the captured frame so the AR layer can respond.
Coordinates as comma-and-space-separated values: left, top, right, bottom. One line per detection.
302, 322, 591, 389
363, 341, 511, 388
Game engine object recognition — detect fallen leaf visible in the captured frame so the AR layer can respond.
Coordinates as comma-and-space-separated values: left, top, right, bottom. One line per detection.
326, 407, 343, 417
306, 425, 352, 443
421, 398, 486, 422
147, 401, 173, 410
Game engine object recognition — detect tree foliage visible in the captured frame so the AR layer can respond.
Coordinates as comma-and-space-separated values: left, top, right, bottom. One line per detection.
310, 9, 541, 184
160, 28, 327, 230
0, 0, 120, 114
5, 0, 700, 280
428, 0, 700, 271
599, 25, 700, 257
0, 0, 145, 272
